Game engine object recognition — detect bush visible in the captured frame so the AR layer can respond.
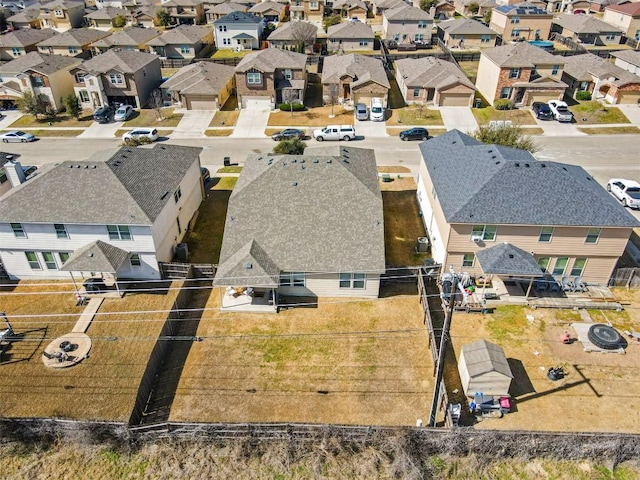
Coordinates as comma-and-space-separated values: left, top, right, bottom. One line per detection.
494, 99, 514, 110
278, 102, 305, 112
122, 137, 153, 147
575, 91, 592, 101
273, 137, 306, 155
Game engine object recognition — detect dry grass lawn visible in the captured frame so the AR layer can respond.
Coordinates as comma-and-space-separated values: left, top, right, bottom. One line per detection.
268, 106, 354, 126
578, 126, 640, 135
204, 129, 233, 137
124, 108, 182, 128
0, 281, 180, 420
472, 107, 537, 125
170, 284, 431, 426
448, 291, 640, 433
210, 110, 239, 127
10, 113, 94, 128
1, 129, 83, 137
570, 101, 630, 124
387, 105, 444, 126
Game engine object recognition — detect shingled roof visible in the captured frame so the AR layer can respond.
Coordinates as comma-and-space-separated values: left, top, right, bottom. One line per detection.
419, 130, 640, 227
249, 1, 285, 14
147, 25, 211, 46
78, 50, 159, 75
384, 4, 432, 21
60, 240, 130, 272
475, 243, 543, 276
213, 147, 385, 285
0, 29, 57, 48
161, 61, 235, 95
321, 54, 390, 89
267, 21, 317, 42
605, 2, 640, 15
395, 57, 475, 89
36, 28, 112, 47
235, 48, 307, 73
327, 20, 374, 39
213, 10, 262, 24
611, 49, 640, 68
562, 52, 640, 87
438, 17, 495, 35
90, 26, 162, 48
0, 51, 81, 75
552, 13, 622, 34
481, 42, 563, 67
0, 144, 202, 225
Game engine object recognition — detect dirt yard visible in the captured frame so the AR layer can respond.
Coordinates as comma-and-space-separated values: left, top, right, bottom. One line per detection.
170, 284, 432, 426
448, 289, 640, 433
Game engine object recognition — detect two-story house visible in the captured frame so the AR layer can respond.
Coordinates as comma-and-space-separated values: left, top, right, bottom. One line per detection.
437, 18, 497, 49
71, 49, 162, 110
146, 25, 213, 59
267, 20, 317, 53
0, 52, 81, 112
416, 129, 639, 286
234, 48, 307, 109
475, 42, 567, 106
327, 19, 375, 53
36, 28, 112, 58
161, 0, 206, 25
551, 13, 623, 46
7, 8, 42, 30
0, 29, 58, 61
84, 6, 133, 30
213, 11, 264, 51
38, 0, 86, 31
453, 0, 497, 17
331, 0, 368, 19
0, 144, 205, 281
289, 0, 324, 22
206, 2, 246, 22
490, 2, 553, 41
602, 2, 640, 42
321, 53, 390, 105
248, 1, 285, 23
90, 26, 163, 54
161, 61, 236, 109
382, 4, 433, 44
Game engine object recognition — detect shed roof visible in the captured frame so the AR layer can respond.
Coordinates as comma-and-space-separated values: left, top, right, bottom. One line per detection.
60, 240, 130, 272
461, 340, 513, 379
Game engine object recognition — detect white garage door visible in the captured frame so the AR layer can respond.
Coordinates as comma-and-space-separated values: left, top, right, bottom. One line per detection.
244, 97, 272, 109
527, 93, 560, 105
439, 93, 472, 107
186, 96, 217, 110
616, 91, 640, 104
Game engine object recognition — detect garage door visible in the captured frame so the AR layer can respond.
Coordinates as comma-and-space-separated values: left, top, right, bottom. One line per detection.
244, 97, 272, 109
186, 96, 217, 110
527, 93, 560, 105
439, 93, 472, 107
616, 91, 640, 104
354, 94, 375, 106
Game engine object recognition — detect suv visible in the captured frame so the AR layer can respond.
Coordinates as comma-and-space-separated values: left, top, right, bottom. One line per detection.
532, 102, 554, 120
313, 125, 356, 141
370, 97, 384, 121
93, 106, 115, 123
122, 128, 159, 142
354, 103, 368, 121
548, 100, 573, 122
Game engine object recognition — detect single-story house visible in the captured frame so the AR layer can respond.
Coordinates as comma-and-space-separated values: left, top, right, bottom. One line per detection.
327, 20, 375, 53
161, 61, 236, 110
321, 53, 390, 106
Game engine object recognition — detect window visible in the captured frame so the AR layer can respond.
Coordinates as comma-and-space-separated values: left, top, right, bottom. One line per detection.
481, 35, 491, 43
551, 64, 559, 75
462, 253, 475, 268
509, 68, 521, 79
578, 81, 589, 91
58, 252, 70, 265
54, 223, 68, 238
585, 228, 601, 244
500, 87, 512, 99
33, 76, 44, 87
413, 87, 420, 97
174, 187, 182, 203
284, 69, 293, 80
11, 47, 21, 56
223, 38, 231, 45
25, 251, 40, 270
11, 223, 26, 238
218, 25, 227, 32
537, 257, 550, 272
180, 45, 190, 54
79, 90, 89, 103
510, 16, 520, 23
552, 257, 568, 276
247, 72, 262, 85
635, 29, 640, 40
359, 39, 369, 46
54, 8, 63, 17
310, 1, 318, 8
75, 73, 85, 83
279, 272, 305, 287
418, 21, 428, 29
605, 33, 616, 41
42, 252, 57, 270
109, 73, 124, 85
511, 29, 521, 38
538, 226, 553, 243
130, 253, 141, 267
471, 225, 497, 241
68, 46, 77, 54
339, 273, 365, 289
107, 225, 131, 240
570, 258, 587, 277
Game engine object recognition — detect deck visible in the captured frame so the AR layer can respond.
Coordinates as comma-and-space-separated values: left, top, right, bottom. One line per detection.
220, 289, 277, 313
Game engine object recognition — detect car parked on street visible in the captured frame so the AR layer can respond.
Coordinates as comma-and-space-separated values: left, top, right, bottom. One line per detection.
399, 127, 429, 141
532, 102, 554, 120
122, 128, 159, 142
607, 178, 640, 209
313, 125, 356, 141
0, 131, 36, 143
114, 104, 134, 121
354, 103, 368, 121
93, 106, 115, 123
271, 128, 306, 141
548, 100, 573, 122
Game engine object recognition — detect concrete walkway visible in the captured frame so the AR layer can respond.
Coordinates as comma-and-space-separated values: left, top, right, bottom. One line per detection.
171, 109, 215, 139
436, 106, 479, 133
72, 297, 104, 334
0, 111, 23, 130
78, 120, 124, 139
230, 108, 270, 138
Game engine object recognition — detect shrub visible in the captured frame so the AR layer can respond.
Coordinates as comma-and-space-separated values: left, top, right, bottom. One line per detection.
273, 137, 306, 155
575, 91, 592, 101
278, 102, 305, 112
122, 137, 153, 147
494, 99, 514, 110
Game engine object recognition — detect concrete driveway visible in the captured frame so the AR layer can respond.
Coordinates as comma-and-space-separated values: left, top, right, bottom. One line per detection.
0, 110, 23, 130
171, 109, 215, 139
354, 118, 388, 138
230, 107, 270, 138
437, 107, 478, 133
78, 120, 124, 139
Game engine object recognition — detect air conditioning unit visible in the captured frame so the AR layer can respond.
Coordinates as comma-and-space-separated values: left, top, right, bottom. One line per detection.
471, 235, 482, 242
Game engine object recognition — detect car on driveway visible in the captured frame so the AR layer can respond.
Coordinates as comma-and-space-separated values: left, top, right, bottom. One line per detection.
532, 102, 554, 120
354, 103, 368, 121
122, 128, 158, 142
93, 106, 115, 123
548, 100, 573, 122
271, 128, 306, 141
0, 130, 36, 143
607, 178, 640, 209
399, 127, 429, 141
114, 104, 134, 121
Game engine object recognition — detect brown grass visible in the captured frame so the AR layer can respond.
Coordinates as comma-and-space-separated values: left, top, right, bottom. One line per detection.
204, 129, 233, 137
578, 126, 640, 135
387, 105, 444, 126
0, 281, 179, 420
123, 108, 182, 128
570, 101, 630, 124
10, 113, 94, 128
210, 110, 239, 127
0, 129, 84, 137
472, 107, 537, 125
268, 106, 354, 126
378, 166, 411, 174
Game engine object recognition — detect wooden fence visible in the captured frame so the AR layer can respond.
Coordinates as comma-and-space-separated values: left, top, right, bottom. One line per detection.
609, 268, 640, 288
159, 262, 216, 280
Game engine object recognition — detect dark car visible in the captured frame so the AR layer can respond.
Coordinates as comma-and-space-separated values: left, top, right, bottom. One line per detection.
532, 102, 554, 120
271, 128, 306, 141
399, 127, 429, 141
93, 106, 115, 124
83, 278, 107, 293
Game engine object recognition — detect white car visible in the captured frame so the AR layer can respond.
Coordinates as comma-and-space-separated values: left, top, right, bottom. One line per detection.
548, 100, 573, 122
114, 104, 134, 121
122, 128, 158, 142
607, 178, 640, 209
1, 130, 36, 143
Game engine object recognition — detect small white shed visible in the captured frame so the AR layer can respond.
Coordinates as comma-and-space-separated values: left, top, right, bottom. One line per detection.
458, 339, 513, 397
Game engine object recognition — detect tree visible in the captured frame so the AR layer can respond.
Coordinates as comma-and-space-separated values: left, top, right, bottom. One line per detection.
419, 0, 437, 11
472, 124, 539, 153
282, 89, 299, 117
327, 83, 339, 118
63, 93, 82, 119
323, 13, 342, 32
17, 91, 47, 119
273, 138, 306, 155
113, 14, 127, 28
148, 89, 165, 120
156, 9, 172, 27
289, 21, 317, 53
483, 9, 492, 25
467, 2, 480, 14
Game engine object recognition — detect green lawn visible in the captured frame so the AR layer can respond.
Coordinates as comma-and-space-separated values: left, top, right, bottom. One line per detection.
123, 108, 183, 127
569, 101, 630, 124
10, 113, 94, 128
472, 107, 537, 125
210, 49, 252, 59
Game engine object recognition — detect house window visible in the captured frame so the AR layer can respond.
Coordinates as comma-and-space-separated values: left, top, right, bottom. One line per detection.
510, 16, 520, 23
310, 0, 318, 8
605, 33, 616, 41
25, 251, 41, 270
218, 25, 227, 32
578, 81, 589, 91
109, 73, 124, 85
75, 73, 85, 83
130, 253, 141, 267
107, 225, 131, 240
174, 187, 181, 203
79, 90, 89, 103
33, 76, 45, 87
511, 29, 521, 38
54, 223, 68, 238
462, 253, 475, 268
42, 251, 57, 270
509, 68, 521, 79
68, 46, 78, 54
339, 272, 366, 289
537, 256, 550, 272
11, 223, 26, 237
180, 45, 190, 54
359, 39, 369, 46
570, 258, 587, 277
279, 271, 305, 287
481, 35, 491, 43
247, 72, 262, 85
500, 87, 512, 99
11, 47, 21, 56
223, 38, 231, 45
585, 228, 601, 244
58, 252, 70, 264
284, 69, 293, 80
551, 64, 559, 75
54, 9, 64, 17
418, 21, 428, 29
552, 257, 568, 276
413, 87, 420, 97
471, 225, 497, 241
538, 226, 553, 243
635, 29, 640, 40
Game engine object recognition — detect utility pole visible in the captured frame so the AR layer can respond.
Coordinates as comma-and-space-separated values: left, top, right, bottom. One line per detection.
428, 271, 457, 427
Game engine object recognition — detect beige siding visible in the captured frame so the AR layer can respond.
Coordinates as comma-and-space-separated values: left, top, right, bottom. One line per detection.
278, 272, 380, 298
475, 55, 501, 105
417, 162, 451, 265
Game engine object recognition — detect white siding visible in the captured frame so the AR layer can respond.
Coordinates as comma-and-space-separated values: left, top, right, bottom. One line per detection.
278, 272, 381, 298
417, 173, 446, 265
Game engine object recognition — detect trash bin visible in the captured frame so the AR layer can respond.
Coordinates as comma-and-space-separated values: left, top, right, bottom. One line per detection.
474, 98, 482, 108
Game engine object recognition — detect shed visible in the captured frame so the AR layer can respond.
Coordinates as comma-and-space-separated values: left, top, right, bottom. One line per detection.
458, 339, 513, 397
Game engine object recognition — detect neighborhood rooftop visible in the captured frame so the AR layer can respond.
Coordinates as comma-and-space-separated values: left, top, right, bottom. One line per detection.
482, 42, 563, 67
321, 54, 390, 89
78, 50, 159, 75
562, 53, 640, 87
396, 57, 475, 89
161, 61, 236, 95
0, 51, 80, 75
235, 48, 307, 73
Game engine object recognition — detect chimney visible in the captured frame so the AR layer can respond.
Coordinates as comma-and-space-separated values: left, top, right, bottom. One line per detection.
4, 161, 26, 187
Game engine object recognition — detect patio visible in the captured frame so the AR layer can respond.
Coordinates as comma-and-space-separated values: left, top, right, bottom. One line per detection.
219, 287, 277, 313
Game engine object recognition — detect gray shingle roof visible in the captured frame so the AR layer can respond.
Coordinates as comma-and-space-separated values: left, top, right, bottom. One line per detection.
395, 57, 475, 90
7, 8, 40, 24
235, 48, 307, 73
328, 20, 374, 39
419, 130, 640, 227
213, 147, 385, 285
161, 61, 235, 95
78, 49, 159, 74
39, 0, 84, 9
213, 240, 281, 287
90, 26, 162, 48
84, 6, 131, 20
384, 4, 432, 21
36, 28, 112, 47
267, 21, 317, 42
321, 54, 390, 89
475, 243, 543, 276
552, 13, 622, 34
438, 18, 495, 35
0, 144, 202, 225
562, 52, 640, 86
333, 0, 368, 11
146, 25, 211, 46
249, 1, 285, 14
60, 240, 130, 272
481, 41, 563, 67
461, 340, 513, 379
209, 2, 246, 14
0, 28, 58, 48
611, 49, 640, 67
213, 10, 262, 24
0, 51, 81, 75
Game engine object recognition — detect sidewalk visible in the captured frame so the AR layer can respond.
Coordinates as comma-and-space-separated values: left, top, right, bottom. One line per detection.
78, 120, 124, 139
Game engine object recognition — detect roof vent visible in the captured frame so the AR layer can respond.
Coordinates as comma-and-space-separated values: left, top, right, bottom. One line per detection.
525, 163, 530, 168
245, 262, 253, 269
301, 165, 305, 170
541, 164, 546, 168
161, 191, 169, 200
292, 182, 298, 186
313, 159, 319, 163
292, 158, 297, 163
257, 156, 262, 161
76, 165, 81, 168
84, 165, 89, 169
343, 158, 349, 163
88, 253, 94, 258
495, 161, 500, 164
515, 162, 520, 167
508, 254, 514, 259
491, 156, 497, 159
93, 165, 97, 169
562, 166, 567, 171
488, 149, 493, 153
68, 164, 73, 168
327, 159, 332, 163
299, 159, 304, 163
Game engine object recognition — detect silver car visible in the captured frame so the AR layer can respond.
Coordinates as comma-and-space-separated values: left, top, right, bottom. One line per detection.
354, 103, 368, 121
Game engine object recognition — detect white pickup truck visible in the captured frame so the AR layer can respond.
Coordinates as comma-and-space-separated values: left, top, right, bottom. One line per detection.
312, 125, 356, 141
548, 100, 573, 122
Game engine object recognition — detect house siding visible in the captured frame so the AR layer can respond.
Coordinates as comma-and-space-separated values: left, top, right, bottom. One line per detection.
417, 164, 450, 266
327, 37, 374, 53
490, 13, 552, 40
475, 54, 501, 105
278, 272, 381, 298
214, 21, 263, 50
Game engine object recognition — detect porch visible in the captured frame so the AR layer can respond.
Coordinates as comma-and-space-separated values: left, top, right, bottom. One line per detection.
219, 286, 278, 313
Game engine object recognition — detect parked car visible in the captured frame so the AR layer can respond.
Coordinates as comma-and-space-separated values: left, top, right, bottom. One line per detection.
548, 100, 573, 122
114, 104, 134, 121
201, 167, 210, 184
0, 130, 36, 143
532, 102, 554, 120
399, 127, 429, 141
22, 165, 37, 177
312, 125, 356, 142
271, 128, 305, 141
354, 103, 368, 121
83, 277, 107, 293
122, 128, 159, 142
607, 178, 640, 209
370, 97, 384, 122
93, 106, 115, 123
